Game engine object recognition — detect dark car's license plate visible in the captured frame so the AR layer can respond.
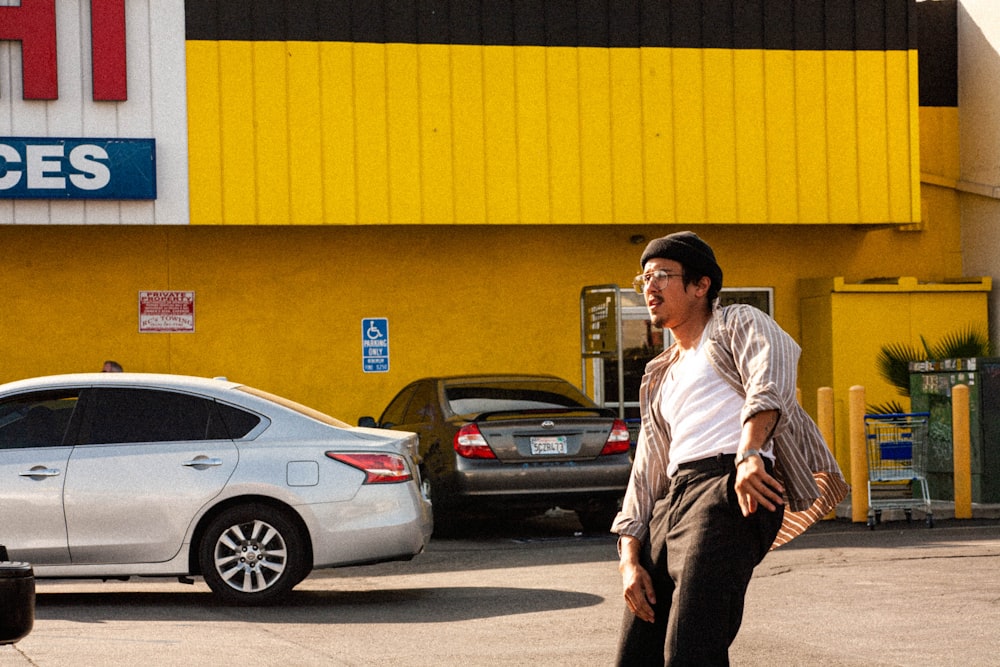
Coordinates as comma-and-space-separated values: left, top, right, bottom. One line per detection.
530, 436, 567, 455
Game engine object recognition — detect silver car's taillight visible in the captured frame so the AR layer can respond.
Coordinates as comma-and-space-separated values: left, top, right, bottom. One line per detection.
326, 452, 413, 483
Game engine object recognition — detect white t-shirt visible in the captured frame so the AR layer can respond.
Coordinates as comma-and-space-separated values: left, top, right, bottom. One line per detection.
660, 332, 747, 477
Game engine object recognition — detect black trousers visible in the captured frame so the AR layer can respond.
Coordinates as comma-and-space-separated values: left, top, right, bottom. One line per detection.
616, 455, 784, 667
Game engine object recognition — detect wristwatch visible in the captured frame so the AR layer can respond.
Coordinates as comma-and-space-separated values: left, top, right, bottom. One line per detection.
734, 449, 762, 467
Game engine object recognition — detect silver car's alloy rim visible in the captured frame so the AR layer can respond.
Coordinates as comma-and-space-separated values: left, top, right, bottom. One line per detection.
213, 519, 288, 593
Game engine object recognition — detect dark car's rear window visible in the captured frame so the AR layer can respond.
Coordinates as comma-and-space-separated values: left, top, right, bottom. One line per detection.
445, 380, 594, 415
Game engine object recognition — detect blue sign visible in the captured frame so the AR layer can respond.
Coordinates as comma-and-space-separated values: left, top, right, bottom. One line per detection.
362, 318, 389, 373
0, 137, 156, 199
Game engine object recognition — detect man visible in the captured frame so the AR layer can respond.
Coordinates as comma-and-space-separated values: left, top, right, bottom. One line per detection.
612, 231, 848, 666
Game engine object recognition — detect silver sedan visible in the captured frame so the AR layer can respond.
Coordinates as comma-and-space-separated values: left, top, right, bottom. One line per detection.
0, 373, 432, 604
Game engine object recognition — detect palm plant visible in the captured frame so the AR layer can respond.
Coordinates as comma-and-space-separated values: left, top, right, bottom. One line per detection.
875, 339, 929, 399
869, 324, 992, 414
929, 326, 994, 359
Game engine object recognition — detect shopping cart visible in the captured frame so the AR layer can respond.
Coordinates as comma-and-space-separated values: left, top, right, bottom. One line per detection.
863, 412, 933, 529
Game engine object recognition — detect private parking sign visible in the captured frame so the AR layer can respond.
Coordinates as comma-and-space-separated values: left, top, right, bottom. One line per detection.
362, 318, 389, 373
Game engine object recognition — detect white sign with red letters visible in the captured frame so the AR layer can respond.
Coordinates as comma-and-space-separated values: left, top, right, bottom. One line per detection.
0, 0, 187, 223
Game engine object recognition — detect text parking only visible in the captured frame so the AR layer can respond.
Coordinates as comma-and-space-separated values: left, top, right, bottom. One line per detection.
362, 318, 389, 373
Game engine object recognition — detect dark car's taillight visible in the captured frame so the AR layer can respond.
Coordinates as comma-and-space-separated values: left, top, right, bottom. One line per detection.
326, 452, 413, 483
454, 423, 497, 459
599, 419, 631, 456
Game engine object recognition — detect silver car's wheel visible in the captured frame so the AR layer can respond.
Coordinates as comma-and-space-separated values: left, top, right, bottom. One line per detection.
198, 504, 307, 605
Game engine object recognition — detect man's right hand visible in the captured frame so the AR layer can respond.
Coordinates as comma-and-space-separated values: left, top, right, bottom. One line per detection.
618, 535, 656, 623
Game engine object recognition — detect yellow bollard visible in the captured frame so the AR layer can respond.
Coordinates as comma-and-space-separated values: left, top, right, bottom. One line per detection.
952, 384, 972, 520
849, 386, 868, 523
817, 387, 836, 519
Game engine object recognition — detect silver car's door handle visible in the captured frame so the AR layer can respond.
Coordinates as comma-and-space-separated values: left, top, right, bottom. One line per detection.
182, 457, 224, 468
20, 466, 60, 477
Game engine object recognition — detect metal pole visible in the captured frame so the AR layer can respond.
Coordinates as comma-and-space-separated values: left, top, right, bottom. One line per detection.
615, 287, 625, 419
579, 289, 588, 397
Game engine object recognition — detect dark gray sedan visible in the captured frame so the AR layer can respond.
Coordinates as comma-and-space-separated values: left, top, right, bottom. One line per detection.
360, 374, 632, 533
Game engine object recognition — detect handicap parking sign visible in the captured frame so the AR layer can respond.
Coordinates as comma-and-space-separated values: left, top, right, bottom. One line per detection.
362, 318, 389, 373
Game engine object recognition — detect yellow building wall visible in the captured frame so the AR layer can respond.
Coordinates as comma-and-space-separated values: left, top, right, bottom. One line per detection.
0, 221, 969, 426
920, 107, 960, 183
186, 42, 920, 227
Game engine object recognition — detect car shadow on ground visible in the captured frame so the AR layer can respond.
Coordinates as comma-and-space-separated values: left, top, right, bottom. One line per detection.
31, 509, 618, 621
33, 584, 603, 624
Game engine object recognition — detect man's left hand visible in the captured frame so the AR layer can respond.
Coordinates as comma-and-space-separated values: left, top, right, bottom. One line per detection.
734, 455, 784, 516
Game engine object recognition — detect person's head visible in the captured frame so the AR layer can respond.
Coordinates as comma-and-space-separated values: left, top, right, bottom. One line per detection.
102, 360, 123, 373
634, 232, 723, 327
637, 231, 723, 303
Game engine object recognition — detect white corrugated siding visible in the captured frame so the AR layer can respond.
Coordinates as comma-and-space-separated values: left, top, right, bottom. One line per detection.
0, 0, 188, 224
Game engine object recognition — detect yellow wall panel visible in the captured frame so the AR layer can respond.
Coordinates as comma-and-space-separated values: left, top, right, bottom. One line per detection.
217, 42, 258, 224
482, 47, 519, 223
450, 45, 487, 223
702, 49, 737, 221
793, 52, 829, 222
546, 47, 582, 223
763, 50, 798, 222
639, 48, 674, 223
856, 51, 891, 223
185, 42, 223, 224
579, 47, 614, 223
515, 47, 551, 223
186, 42, 919, 227
671, 49, 707, 222
919, 106, 959, 181
732, 51, 767, 223
320, 42, 358, 223
386, 43, 422, 223
253, 42, 291, 225
419, 44, 455, 224
353, 43, 390, 224
824, 52, 860, 223
287, 42, 324, 225
885, 52, 920, 220
609, 49, 643, 223
906, 51, 922, 222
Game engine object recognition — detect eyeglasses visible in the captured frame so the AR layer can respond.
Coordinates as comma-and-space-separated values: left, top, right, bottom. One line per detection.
632, 270, 684, 293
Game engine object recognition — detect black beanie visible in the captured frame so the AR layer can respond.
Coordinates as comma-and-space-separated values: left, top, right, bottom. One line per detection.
640, 231, 723, 292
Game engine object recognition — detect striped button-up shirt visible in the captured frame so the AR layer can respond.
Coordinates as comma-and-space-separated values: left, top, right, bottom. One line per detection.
611, 304, 849, 549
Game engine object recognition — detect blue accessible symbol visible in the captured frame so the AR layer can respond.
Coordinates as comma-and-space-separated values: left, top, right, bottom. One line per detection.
362, 318, 389, 373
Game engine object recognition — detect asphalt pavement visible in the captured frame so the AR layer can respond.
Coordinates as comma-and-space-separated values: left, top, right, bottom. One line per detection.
734, 516, 1000, 666
2, 509, 999, 666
